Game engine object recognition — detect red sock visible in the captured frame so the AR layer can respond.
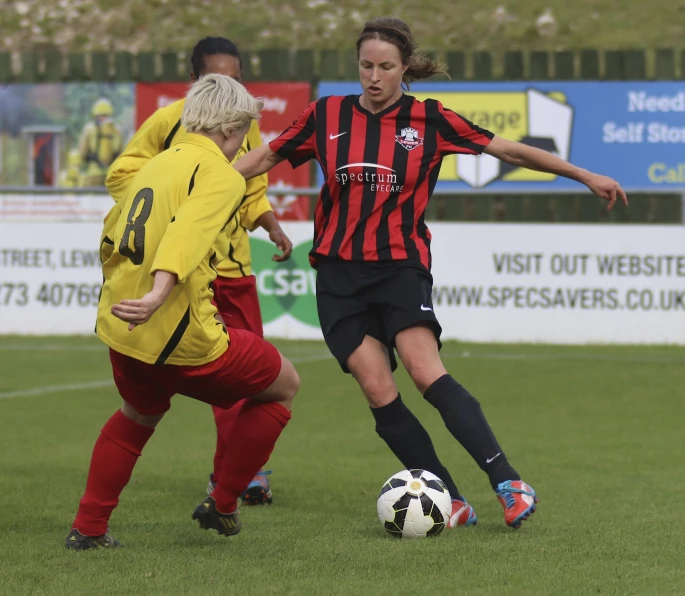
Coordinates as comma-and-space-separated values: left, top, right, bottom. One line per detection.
211, 400, 291, 513
211, 400, 245, 483
72, 410, 155, 536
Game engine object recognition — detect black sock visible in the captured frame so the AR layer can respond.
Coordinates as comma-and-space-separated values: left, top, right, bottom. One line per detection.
424, 374, 520, 491
371, 395, 463, 501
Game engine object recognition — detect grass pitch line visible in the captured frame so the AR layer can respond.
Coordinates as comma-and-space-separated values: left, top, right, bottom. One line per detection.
2, 348, 680, 401
0, 353, 333, 400
0, 380, 114, 400
0, 343, 105, 352
443, 350, 685, 364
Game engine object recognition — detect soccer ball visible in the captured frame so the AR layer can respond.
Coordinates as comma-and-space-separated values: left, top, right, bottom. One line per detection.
377, 469, 452, 539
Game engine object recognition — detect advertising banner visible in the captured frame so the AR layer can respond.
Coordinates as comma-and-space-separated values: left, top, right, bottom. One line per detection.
0, 222, 104, 334
318, 81, 685, 192
250, 222, 685, 345
0, 221, 320, 336
136, 82, 313, 220
249, 224, 320, 339
3, 221, 683, 345
428, 222, 685, 344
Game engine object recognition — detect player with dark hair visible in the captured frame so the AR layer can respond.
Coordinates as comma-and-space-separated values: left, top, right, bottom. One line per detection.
189, 36, 242, 79
67, 74, 299, 549
106, 37, 292, 505
234, 17, 628, 529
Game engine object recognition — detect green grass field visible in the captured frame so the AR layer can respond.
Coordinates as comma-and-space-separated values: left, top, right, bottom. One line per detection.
1, 336, 684, 595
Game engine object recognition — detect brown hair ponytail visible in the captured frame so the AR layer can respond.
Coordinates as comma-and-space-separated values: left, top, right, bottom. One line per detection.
356, 17, 448, 87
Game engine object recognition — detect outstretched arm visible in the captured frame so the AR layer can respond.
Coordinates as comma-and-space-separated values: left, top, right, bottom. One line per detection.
234, 145, 284, 180
237, 123, 293, 262
237, 100, 317, 180
484, 136, 628, 211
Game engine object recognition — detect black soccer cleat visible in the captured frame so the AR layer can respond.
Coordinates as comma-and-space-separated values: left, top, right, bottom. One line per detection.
192, 496, 241, 537
65, 528, 120, 550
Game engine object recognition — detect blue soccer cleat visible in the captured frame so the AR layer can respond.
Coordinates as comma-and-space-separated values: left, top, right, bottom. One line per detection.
207, 470, 274, 505
241, 470, 273, 506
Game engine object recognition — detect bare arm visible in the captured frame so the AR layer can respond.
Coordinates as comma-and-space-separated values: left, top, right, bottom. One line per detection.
233, 145, 284, 180
484, 136, 628, 210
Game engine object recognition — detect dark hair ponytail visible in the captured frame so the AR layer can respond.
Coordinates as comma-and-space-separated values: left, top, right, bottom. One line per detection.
405, 54, 447, 84
356, 17, 448, 87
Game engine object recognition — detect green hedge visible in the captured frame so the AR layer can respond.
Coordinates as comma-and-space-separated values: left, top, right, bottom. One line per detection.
2, 48, 684, 83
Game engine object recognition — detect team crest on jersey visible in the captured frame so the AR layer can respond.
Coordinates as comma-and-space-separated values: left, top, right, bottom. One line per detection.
395, 127, 424, 151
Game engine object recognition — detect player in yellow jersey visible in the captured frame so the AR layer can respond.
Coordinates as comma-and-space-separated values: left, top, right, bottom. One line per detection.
106, 37, 292, 505
66, 74, 299, 550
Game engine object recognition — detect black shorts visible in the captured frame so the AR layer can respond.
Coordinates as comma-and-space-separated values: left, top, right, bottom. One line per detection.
315, 258, 442, 373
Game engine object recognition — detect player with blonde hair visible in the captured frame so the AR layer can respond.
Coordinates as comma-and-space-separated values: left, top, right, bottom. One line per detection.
106, 37, 291, 505
66, 74, 299, 550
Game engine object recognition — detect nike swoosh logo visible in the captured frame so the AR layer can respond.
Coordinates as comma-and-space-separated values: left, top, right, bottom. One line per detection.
486, 453, 501, 464
329, 132, 347, 140
420, 305, 432, 311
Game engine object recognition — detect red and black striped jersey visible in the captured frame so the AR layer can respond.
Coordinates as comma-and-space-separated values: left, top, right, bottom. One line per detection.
269, 94, 494, 270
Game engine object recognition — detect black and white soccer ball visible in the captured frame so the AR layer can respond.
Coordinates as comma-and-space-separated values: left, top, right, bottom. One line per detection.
377, 469, 452, 539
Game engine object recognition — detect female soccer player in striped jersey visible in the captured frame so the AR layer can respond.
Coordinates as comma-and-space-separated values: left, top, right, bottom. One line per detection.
106, 37, 292, 506
234, 17, 628, 529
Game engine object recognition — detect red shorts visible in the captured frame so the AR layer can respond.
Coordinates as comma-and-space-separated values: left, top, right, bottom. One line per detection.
212, 275, 263, 338
109, 328, 281, 416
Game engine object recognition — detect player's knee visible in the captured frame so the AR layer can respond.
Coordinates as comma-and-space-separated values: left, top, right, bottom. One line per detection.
276, 356, 300, 407
409, 367, 439, 394
121, 401, 164, 428
357, 374, 397, 408
403, 355, 447, 394
251, 354, 299, 408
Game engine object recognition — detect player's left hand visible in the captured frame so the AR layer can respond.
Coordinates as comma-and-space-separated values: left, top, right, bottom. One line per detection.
269, 227, 293, 262
584, 173, 629, 211
111, 291, 165, 331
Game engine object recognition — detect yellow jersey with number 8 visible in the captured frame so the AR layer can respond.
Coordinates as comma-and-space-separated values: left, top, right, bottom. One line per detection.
106, 99, 270, 278
97, 134, 245, 366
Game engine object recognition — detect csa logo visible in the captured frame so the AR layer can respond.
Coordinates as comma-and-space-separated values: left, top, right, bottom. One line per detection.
395, 127, 424, 151
250, 237, 319, 327
413, 88, 574, 188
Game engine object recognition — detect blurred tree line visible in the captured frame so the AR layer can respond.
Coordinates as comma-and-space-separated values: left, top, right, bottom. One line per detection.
0, 0, 682, 54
